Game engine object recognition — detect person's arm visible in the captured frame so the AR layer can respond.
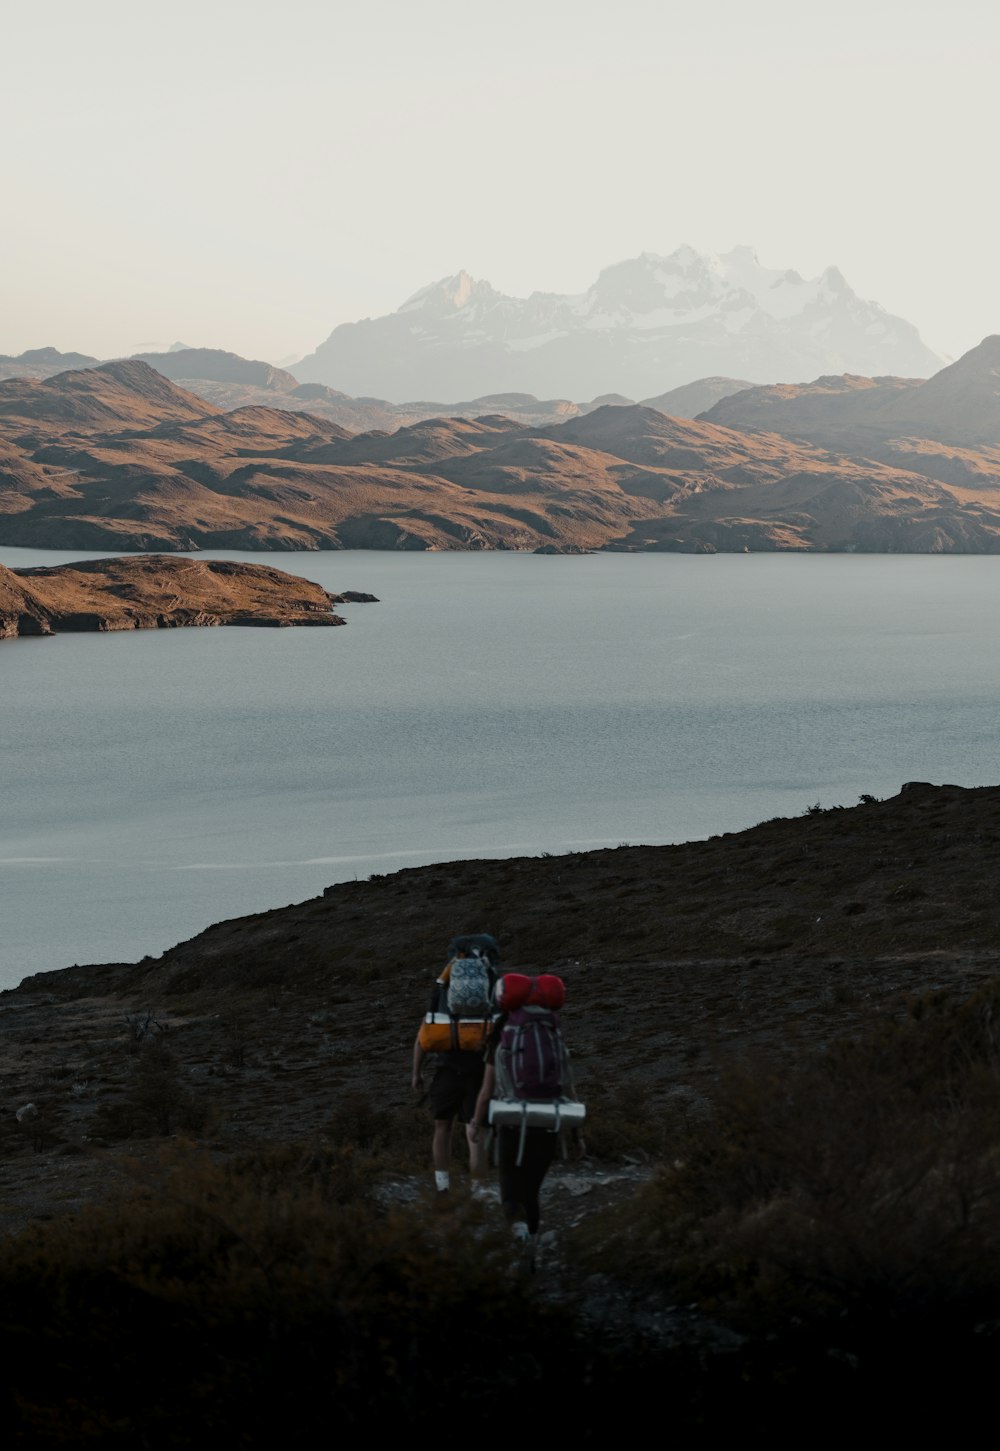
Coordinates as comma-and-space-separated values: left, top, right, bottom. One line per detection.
469, 1063, 496, 1139
412, 1030, 426, 1094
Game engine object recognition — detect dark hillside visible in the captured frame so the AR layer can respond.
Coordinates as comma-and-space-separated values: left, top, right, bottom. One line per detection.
113, 778, 1000, 993
4, 782, 1000, 1436
7, 781, 1000, 1176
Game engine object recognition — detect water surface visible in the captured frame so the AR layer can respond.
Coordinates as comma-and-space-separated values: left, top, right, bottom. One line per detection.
1, 548, 998, 988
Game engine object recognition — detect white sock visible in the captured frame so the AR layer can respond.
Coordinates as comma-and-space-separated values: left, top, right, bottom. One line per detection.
435, 1170, 450, 1191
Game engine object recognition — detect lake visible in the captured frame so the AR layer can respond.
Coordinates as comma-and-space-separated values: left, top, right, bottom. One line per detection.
1, 547, 998, 989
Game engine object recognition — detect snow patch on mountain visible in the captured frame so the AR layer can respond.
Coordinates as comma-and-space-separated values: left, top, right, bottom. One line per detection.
296, 246, 943, 401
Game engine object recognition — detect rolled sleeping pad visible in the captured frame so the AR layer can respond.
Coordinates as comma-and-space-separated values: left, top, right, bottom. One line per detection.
488, 1098, 586, 1130
488, 1096, 587, 1166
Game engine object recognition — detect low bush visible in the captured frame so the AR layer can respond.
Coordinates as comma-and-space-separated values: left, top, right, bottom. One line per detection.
589, 978, 1000, 1328
577, 1073, 672, 1160
326, 1091, 425, 1166
0, 1143, 592, 1441
93, 1040, 210, 1140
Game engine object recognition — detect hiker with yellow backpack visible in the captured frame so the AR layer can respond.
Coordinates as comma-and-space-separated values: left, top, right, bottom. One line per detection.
411, 933, 500, 1195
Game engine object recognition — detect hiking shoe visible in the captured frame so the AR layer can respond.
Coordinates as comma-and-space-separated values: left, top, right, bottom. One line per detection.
534, 1231, 556, 1272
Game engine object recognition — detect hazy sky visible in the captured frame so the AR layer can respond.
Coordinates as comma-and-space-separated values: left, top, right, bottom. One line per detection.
4, 0, 997, 364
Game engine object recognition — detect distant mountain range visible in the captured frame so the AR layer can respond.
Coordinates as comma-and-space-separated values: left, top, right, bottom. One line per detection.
294, 246, 944, 400
128, 348, 302, 392
0, 245, 944, 412
0, 347, 754, 430
2, 339, 1000, 554
0, 347, 100, 380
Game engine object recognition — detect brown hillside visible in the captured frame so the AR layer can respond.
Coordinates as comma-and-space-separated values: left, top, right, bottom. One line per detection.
300, 414, 523, 468
699, 373, 923, 446
0, 347, 590, 430
878, 334, 1000, 443
700, 337, 1000, 452
5, 361, 1000, 552
127, 348, 300, 392
178, 380, 587, 431
641, 375, 755, 417
0, 359, 217, 432
0, 360, 218, 432
155, 405, 352, 451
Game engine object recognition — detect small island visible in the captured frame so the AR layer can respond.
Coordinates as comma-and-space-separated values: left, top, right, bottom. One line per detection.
0, 554, 377, 639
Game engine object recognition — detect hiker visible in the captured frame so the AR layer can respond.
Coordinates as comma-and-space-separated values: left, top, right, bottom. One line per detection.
411, 933, 500, 1194
470, 972, 585, 1254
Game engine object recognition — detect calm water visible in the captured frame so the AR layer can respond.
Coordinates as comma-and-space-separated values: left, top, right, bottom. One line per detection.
1, 547, 999, 989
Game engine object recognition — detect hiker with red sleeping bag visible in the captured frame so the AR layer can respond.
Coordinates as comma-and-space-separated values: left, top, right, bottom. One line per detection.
472, 970, 586, 1260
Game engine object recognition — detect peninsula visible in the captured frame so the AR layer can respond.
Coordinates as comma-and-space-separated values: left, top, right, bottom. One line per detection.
0, 554, 375, 638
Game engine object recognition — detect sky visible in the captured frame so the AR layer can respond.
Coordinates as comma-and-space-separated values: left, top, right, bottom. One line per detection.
3, 0, 998, 365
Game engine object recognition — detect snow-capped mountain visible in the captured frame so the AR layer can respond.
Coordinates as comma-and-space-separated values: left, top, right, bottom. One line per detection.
294, 246, 943, 401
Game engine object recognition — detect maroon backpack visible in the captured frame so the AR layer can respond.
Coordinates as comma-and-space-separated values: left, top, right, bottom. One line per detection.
494, 973, 569, 1102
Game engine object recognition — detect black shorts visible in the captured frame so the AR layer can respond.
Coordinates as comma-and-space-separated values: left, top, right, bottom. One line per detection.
428, 1055, 485, 1123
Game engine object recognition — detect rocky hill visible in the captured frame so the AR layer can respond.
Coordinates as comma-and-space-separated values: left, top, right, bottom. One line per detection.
701, 334, 1000, 449
6, 358, 1000, 552
0, 358, 218, 431
0, 555, 371, 638
641, 375, 755, 416
294, 246, 943, 400
127, 347, 302, 393
174, 379, 591, 431
0, 345, 604, 429
0, 347, 99, 381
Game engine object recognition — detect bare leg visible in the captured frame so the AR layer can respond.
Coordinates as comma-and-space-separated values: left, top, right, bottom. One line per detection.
466, 1121, 487, 1177
433, 1119, 453, 1171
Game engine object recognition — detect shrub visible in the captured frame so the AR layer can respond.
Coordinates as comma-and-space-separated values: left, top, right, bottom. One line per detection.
93, 1041, 210, 1140
0, 1144, 600, 1440
593, 979, 1000, 1328
325, 1091, 421, 1163
577, 1073, 673, 1160
123, 1008, 164, 1052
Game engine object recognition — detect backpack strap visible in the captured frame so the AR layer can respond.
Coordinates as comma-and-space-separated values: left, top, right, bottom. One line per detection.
515, 1103, 529, 1168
